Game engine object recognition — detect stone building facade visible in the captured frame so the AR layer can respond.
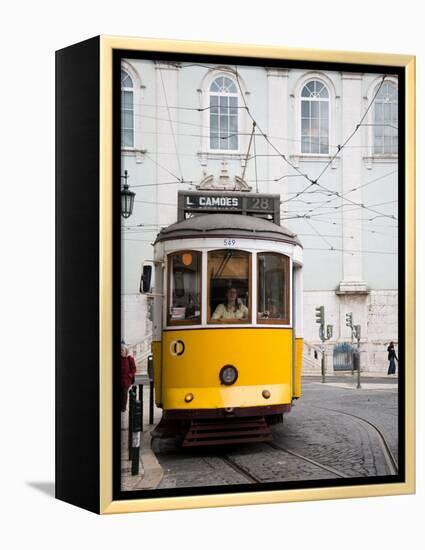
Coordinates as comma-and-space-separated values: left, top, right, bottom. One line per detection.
120, 58, 398, 372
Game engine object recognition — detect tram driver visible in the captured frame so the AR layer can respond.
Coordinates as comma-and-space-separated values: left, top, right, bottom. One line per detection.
211, 287, 248, 321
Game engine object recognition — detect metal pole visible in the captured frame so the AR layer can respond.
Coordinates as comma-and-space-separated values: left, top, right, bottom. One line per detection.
131, 439, 140, 475
149, 380, 154, 425
321, 344, 326, 384
131, 399, 142, 475
128, 387, 135, 460
357, 338, 361, 389
138, 384, 144, 431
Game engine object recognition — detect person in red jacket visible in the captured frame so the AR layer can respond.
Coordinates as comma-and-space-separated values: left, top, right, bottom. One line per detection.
121, 343, 136, 412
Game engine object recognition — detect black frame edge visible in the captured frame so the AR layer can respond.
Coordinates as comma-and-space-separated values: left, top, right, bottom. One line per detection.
112, 49, 406, 502
55, 36, 101, 514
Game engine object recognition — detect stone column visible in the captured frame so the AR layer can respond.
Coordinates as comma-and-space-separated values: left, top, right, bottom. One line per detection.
336, 74, 369, 371
338, 72, 368, 293
266, 68, 289, 201
155, 62, 181, 227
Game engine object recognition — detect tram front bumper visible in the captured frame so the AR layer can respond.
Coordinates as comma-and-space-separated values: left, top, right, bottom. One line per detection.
163, 383, 292, 410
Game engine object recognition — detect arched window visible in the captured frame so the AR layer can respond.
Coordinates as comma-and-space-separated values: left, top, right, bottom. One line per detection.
301, 80, 329, 154
121, 69, 134, 148
373, 81, 398, 155
209, 76, 238, 151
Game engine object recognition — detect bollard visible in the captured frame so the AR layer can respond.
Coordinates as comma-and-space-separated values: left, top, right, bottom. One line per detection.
128, 386, 136, 460
148, 356, 155, 425
131, 399, 142, 475
138, 384, 144, 429
149, 380, 154, 424
147, 354, 153, 381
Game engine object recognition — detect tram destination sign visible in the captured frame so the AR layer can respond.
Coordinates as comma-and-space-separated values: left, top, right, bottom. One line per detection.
177, 191, 280, 224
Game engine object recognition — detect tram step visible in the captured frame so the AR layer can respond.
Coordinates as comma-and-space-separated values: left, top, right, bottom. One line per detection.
182, 417, 272, 447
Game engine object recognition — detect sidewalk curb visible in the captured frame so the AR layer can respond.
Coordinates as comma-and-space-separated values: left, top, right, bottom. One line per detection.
302, 373, 398, 379
312, 381, 398, 391
135, 431, 163, 490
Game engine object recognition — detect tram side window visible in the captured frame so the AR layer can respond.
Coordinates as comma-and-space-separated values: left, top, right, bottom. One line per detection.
208, 250, 250, 323
168, 251, 201, 325
257, 253, 290, 324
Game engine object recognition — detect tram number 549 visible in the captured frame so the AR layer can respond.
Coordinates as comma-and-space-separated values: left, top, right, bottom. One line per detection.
223, 238, 237, 247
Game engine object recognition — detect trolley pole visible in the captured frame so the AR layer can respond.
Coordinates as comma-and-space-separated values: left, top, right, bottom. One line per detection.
315, 306, 333, 383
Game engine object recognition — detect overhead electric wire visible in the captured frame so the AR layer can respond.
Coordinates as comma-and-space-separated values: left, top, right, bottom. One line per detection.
233, 65, 316, 189
241, 122, 256, 182
134, 199, 177, 206
359, 123, 398, 131
315, 181, 397, 220
133, 102, 250, 113
282, 198, 398, 217
130, 179, 195, 188
130, 122, 388, 151
125, 62, 398, 239
253, 129, 259, 193
289, 216, 398, 232
232, 66, 397, 220
157, 64, 184, 181
143, 152, 183, 183
304, 218, 335, 250
280, 182, 316, 204
303, 247, 397, 256
291, 169, 398, 216
314, 75, 388, 184
123, 238, 156, 243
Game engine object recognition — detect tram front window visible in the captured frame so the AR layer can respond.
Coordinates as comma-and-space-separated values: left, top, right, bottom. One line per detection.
208, 250, 250, 323
168, 251, 201, 325
257, 252, 290, 324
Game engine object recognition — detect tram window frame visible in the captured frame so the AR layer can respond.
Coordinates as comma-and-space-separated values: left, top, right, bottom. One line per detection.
167, 250, 202, 326
257, 252, 290, 325
207, 249, 252, 324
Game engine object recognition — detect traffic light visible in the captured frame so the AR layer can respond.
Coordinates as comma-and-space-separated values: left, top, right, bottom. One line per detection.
345, 312, 353, 328
315, 306, 324, 325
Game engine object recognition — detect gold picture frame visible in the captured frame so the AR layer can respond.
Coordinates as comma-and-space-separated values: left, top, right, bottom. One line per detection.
56, 35, 415, 514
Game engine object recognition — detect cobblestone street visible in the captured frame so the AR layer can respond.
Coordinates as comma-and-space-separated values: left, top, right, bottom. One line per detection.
153, 376, 398, 489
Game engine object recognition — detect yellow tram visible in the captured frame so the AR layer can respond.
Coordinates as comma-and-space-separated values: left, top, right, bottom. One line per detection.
141, 191, 303, 445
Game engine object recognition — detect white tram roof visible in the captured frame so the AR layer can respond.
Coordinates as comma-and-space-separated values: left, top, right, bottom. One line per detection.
154, 213, 302, 247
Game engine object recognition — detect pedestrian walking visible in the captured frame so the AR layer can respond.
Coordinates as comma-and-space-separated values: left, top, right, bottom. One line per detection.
387, 341, 398, 375
121, 343, 136, 412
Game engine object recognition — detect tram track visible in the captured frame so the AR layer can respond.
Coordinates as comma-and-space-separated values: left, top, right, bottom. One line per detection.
314, 406, 399, 476
266, 442, 349, 478
159, 406, 398, 486
215, 405, 398, 482
220, 455, 263, 484
218, 442, 349, 484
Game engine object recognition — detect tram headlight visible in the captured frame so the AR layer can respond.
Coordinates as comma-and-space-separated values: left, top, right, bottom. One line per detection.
219, 365, 238, 386
184, 393, 194, 403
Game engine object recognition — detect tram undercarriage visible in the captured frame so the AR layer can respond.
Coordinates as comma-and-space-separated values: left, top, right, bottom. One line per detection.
152, 404, 292, 447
